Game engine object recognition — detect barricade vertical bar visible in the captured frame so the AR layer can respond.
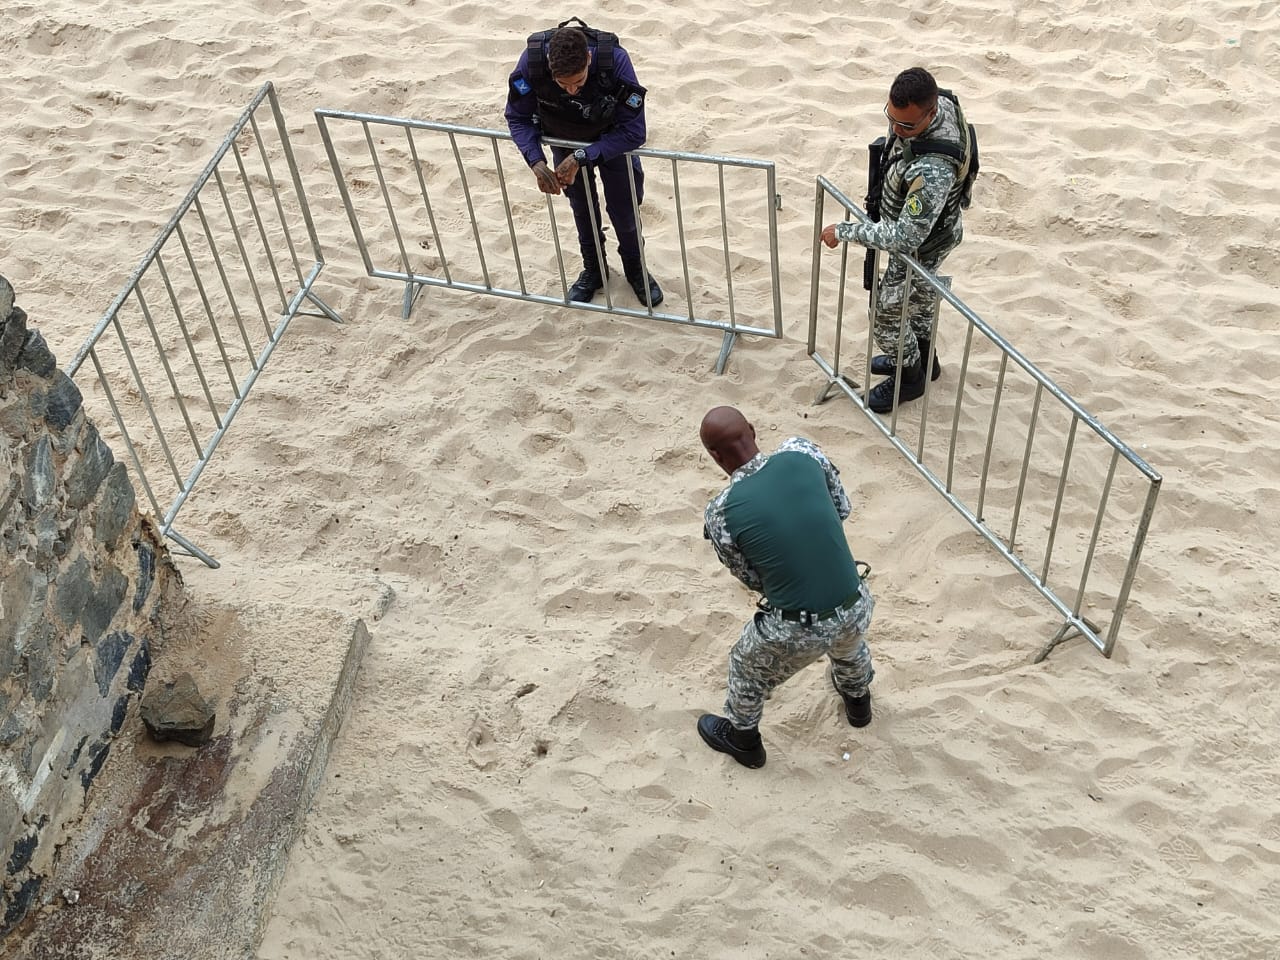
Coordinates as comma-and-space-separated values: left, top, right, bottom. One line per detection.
214, 167, 273, 338
175, 220, 239, 402
807, 183, 824, 358
544, 195, 570, 300
492, 140, 528, 296
946, 321, 978, 493
364, 121, 413, 279
765, 164, 782, 339
1071, 448, 1120, 619
316, 114, 375, 276
404, 128, 450, 284
133, 283, 202, 455
446, 131, 492, 290
832, 240, 850, 376
626, 155, 653, 313
886, 266, 914, 437
1102, 479, 1161, 657
403, 126, 451, 317
112, 311, 185, 489
976, 352, 1010, 521
267, 84, 325, 267
90, 349, 163, 520
1041, 415, 1080, 586
1008, 383, 1045, 552
914, 279, 947, 465
154, 251, 223, 431
671, 159, 694, 323
193, 193, 255, 379
863, 251, 880, 390
575, 161, 612, 310
231, 146, 289, 312
249, 112, 306, 289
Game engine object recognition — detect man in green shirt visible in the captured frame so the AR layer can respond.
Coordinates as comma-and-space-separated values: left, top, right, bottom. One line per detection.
696, 406, 876, 769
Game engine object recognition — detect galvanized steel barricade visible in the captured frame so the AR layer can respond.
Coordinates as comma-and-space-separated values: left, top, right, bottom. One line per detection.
65, 81, 342, 569
809, 176, 1161, 660
313, 109, 782, 373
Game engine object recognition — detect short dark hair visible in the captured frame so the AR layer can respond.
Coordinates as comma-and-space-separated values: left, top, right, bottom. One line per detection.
548, 27, 589, 77
889, 67, 938, 109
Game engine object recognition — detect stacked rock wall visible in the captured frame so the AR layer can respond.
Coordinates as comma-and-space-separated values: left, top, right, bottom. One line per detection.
1, 276, 182, 934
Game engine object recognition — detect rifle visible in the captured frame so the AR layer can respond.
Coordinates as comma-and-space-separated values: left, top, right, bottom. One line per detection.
862, 135, 888, 291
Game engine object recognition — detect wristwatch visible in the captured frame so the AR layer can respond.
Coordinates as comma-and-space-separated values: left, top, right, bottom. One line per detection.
573, 148, 588, 165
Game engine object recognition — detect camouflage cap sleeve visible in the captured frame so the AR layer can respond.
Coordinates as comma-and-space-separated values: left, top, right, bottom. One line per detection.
704, 490, 764, 592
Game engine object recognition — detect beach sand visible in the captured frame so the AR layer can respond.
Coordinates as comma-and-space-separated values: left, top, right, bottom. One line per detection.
4, 1, 1279, 957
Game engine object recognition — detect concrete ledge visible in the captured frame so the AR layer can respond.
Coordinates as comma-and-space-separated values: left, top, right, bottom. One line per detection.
6, 600, 369, 960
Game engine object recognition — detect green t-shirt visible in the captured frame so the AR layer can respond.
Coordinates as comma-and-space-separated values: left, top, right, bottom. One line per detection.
722, 449, 861, 611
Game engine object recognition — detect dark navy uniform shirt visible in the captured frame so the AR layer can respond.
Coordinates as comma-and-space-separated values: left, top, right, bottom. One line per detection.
504, 43, 648, 168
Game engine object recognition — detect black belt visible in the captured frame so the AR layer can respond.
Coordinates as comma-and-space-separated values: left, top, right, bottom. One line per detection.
772, 591, 861, 626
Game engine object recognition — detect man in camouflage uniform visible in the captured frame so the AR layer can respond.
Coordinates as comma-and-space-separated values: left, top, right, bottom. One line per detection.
822, 66, 973, 413
696, 406, 875, 769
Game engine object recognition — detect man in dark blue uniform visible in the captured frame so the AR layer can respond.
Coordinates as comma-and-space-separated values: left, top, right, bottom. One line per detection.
697, 406, 876, 769
505, 18, 663, 307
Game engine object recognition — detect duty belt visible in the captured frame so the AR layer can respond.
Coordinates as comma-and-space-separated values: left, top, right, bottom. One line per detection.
773, 591, 862, 626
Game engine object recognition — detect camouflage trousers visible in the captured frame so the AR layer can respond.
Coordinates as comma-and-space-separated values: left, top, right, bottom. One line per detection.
872, 235, 961, 368
724, 581, 875, 730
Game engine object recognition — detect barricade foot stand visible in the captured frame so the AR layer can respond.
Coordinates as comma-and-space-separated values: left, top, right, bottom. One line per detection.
1033, 616, 1102, 664
165, 527, 221, 570
812, 370, 861, 406
714, 331, 737, 375
402, 280, 425, 320
301, 290, 345, 325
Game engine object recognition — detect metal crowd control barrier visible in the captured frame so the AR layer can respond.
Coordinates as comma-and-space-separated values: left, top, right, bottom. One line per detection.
313, 109, 783, 373
64, 81, 342, 569
809, 176, 1161, 660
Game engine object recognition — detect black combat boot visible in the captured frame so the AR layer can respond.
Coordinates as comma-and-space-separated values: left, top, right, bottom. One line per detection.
621, 255, 664, 307
870, 335, 941, 381
696, 714, 766, 768
568, 257, 608, 303
867, 353, 927, 413
832, 673, 872, 728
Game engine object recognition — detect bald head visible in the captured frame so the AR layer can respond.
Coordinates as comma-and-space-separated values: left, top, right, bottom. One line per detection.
700, 405, 759, 475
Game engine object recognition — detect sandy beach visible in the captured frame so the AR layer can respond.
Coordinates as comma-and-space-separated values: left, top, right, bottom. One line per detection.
4, 1, 1280, 957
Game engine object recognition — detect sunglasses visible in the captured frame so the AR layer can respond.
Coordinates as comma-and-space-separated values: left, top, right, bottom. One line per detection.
883, 103, 935, 133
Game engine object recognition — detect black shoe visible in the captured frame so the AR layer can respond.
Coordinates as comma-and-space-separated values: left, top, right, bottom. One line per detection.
696, 714, 766, 768
621, 257, 664, 307
832, 673, 872, 728
867, 355, 927, 413
567, 264, 606, 303
870, 336, 941, 381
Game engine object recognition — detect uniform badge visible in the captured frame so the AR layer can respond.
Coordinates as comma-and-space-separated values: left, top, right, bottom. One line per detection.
905, 193, 924, 216
625, 91, 643, 110
514, 76, 531, 95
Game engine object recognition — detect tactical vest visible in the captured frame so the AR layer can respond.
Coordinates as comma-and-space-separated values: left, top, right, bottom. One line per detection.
525, 18, 623, 142
879, 90, 977, 258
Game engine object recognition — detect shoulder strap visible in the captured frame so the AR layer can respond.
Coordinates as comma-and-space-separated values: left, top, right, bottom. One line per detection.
902, 90, 970, 178
525, 28, 556, 83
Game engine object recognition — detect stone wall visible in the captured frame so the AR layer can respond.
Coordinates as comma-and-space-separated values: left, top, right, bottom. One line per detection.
1, 275, 183, 935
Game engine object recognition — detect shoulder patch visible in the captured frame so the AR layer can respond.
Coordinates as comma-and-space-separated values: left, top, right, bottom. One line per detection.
625, 91, 643, 110
905, 194, 924, 216
513, 76, 531, 95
